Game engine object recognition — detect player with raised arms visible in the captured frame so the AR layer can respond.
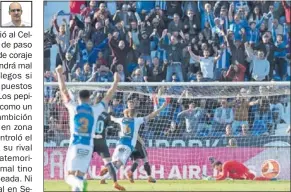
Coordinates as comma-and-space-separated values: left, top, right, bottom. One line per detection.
125, 100, 156, 183
206, 157, 277, 181
90, 93, 114, 185
100, 100, 157, 183
55, 65, 120, 191
107, 102, 168, 191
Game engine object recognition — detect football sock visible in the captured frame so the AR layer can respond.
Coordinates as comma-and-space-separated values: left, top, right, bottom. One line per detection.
144, 162, 151, 176
131, 161, 139, 173
66, 175, 83, 191
106, 162, 117, 182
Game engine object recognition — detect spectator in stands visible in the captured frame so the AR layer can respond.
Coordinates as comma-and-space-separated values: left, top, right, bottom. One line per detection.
227, 138, 238, 147
198, 2, 214, 30
248, 6, 263, 24
159, 29, 186, 82
136, 57, 149, 75
112, 4, 133, 28
131, 68, 144, 82
71, 66, 84, 82
253, 33, 287, 80
230, 91, 259, 134
97, 65, 113, 82
44, 129, 57, 147
213, 99, 234, 135
80, 0, 98, 19
238, 124, 250, 136
46, 2, 291, 85
195, 99, 213, 135
245, 42, 270, 81
282, 1, 290, 27
271, 19, 283, 35
115, 64, 125, 82
44, 71, 55, 99
287, 125, 290, 134
177, 102, 203, 135
137, 31, 152, 65
94, 3, 111, 25
246, 18, 265, 46
253, 98, 273, 134
168, 13, 183, 34
224, 61, 246, 81
78, 38, 108, 67
146, 57, 166, 82
183, 9, 200, 37
109, 31, 133, 71
196, 71, 204, 82
272, 23, 289, 79
91, 22, 106, 46
47, 116, 64, 146
222, 124, 234, 137
270, 97, 285, 124
223, 30, 246, 66
163, 121, 180, 138
96, 51, 108, 67
44, 1, 291, 144
188, 46, 224, 80
53, 16, 70, 67
82, 63, 92, 81
109, 98, 124, 117
167, 73, 183, 94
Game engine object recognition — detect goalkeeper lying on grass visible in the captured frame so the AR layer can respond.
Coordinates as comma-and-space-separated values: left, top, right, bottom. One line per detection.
205, 157, 277, 181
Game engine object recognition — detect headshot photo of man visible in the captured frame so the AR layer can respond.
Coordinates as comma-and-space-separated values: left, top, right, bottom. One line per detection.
1, 2, 32, 27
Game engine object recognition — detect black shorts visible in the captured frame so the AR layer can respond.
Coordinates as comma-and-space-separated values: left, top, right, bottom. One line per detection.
93, 139, 110, 158
130, 139, 148, 160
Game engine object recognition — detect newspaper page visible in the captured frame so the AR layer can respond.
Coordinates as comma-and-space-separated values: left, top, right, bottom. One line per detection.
0, 0, 43, 192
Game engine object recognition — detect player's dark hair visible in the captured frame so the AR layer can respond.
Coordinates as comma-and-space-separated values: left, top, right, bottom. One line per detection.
213, 161, 222, 167
79, 90, 90, 100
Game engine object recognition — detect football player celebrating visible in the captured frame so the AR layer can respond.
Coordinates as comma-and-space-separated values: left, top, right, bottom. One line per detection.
99, 101, 156, 183
107, 102, 168, 191
55, 65, 119, 191
91, 93, 114, 184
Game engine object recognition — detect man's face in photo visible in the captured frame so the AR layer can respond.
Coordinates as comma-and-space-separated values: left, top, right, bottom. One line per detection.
9, 3, 22, 22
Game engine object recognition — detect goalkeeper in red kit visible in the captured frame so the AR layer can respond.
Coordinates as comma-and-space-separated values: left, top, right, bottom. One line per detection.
207, 157, 276, 181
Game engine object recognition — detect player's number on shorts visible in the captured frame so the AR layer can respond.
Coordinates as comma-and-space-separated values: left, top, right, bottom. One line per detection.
95, 120, 104, 134
78, 118, 89, 133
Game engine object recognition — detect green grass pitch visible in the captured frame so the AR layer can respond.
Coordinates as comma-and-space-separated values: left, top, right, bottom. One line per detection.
44, 180, 290, 191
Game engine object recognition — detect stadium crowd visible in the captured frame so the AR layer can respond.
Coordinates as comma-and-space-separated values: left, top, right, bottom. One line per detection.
44, 1, 291, 146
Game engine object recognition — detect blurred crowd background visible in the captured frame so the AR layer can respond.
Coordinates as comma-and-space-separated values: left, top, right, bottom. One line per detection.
44, 1, 290, 147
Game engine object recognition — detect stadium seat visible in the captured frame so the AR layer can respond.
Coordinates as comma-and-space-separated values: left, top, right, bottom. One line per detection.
252, 120, 268, 136
214, 68, 223, 81
197, 131, 208, 137
127, 63, 138, 75
212, 131, 225, 137
188, 74, 197, 81
285, 76, 291, 81
272, 75, 281, 81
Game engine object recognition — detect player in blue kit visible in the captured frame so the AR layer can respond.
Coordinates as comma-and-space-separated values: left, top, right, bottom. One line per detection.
55, 65, 119, 192
107, 102, 168, 191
